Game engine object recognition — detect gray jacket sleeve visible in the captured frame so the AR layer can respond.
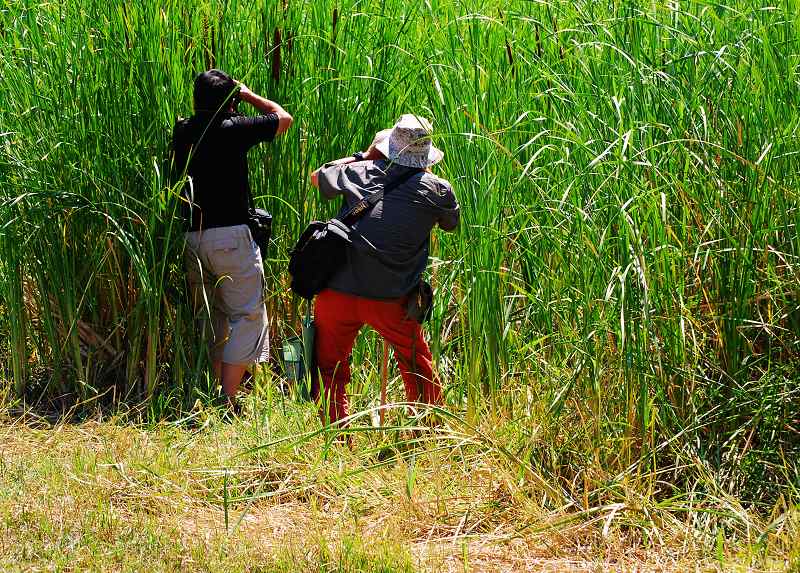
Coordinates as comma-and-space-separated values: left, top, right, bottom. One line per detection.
317, 163, 345, 199
436, 179, 460, 231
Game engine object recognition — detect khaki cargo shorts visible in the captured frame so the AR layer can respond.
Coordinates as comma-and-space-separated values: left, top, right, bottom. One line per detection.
184, 224, 269, 365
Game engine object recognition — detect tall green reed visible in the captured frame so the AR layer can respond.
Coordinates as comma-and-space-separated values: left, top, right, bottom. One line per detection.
0, 0, 798, 508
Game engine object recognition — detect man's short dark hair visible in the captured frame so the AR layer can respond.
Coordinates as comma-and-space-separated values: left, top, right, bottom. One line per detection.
193, 69, 238, 114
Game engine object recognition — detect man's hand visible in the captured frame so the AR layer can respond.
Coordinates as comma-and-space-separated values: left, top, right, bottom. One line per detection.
236, 82, 253, 101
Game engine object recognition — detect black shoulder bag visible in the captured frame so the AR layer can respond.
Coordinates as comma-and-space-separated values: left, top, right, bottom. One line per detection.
288, 168, 422, 300
247, 191, 273, 257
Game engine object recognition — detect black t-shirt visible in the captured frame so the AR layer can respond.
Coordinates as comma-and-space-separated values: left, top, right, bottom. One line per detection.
172, 112, 279, 231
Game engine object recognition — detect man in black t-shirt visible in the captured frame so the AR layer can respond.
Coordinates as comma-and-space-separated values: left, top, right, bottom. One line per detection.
172, 69, 292, 411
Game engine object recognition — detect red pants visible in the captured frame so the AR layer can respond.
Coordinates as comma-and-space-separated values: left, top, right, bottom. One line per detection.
314, 289, 442, 424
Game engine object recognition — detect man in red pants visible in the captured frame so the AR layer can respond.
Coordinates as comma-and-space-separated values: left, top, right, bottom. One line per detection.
310, 115, 460, 425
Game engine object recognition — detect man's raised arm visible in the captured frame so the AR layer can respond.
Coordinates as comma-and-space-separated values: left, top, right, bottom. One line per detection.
237, 83, 293, 135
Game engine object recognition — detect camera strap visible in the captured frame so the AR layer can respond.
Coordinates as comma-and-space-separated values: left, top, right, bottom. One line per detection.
340, 167, 424, 228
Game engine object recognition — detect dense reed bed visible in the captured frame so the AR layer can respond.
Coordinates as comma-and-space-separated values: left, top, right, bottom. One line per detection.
1, 0, 798, 560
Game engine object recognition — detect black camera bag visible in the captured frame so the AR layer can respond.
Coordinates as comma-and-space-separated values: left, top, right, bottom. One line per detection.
247, 207, 273, 255
288, 219, 350, 299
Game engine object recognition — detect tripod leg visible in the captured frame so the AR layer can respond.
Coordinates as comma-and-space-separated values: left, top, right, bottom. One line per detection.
379, 339, 389, 425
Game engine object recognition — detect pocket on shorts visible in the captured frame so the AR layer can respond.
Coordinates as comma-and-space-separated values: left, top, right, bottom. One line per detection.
210, 237, 238, 252
207, 235, 262, 280
205, 236, 243, 277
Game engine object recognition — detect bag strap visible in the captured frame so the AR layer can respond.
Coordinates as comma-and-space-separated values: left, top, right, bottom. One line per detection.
340, 167, 423, 227
247, 181, 256, 212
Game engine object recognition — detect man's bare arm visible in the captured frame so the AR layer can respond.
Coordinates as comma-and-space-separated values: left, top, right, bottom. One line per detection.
238, 84, 293, 135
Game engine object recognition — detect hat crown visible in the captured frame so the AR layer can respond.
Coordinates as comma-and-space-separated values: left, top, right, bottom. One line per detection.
380, 114, 443, 168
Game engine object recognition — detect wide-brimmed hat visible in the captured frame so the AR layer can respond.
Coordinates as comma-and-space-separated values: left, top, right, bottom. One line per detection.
374, 114, 444, 168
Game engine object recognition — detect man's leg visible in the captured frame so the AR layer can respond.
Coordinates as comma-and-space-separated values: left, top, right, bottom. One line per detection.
213, 287, 252, 401
314, 289, 363, 425
185, 239, 229, 387
365, 298, 442, 406
210, 302, 229, 385
221, 362, 249, 398
206, 228, 270, 402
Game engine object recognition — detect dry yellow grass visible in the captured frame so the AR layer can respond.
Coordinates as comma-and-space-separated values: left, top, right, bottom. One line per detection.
2, 406, 793, 572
